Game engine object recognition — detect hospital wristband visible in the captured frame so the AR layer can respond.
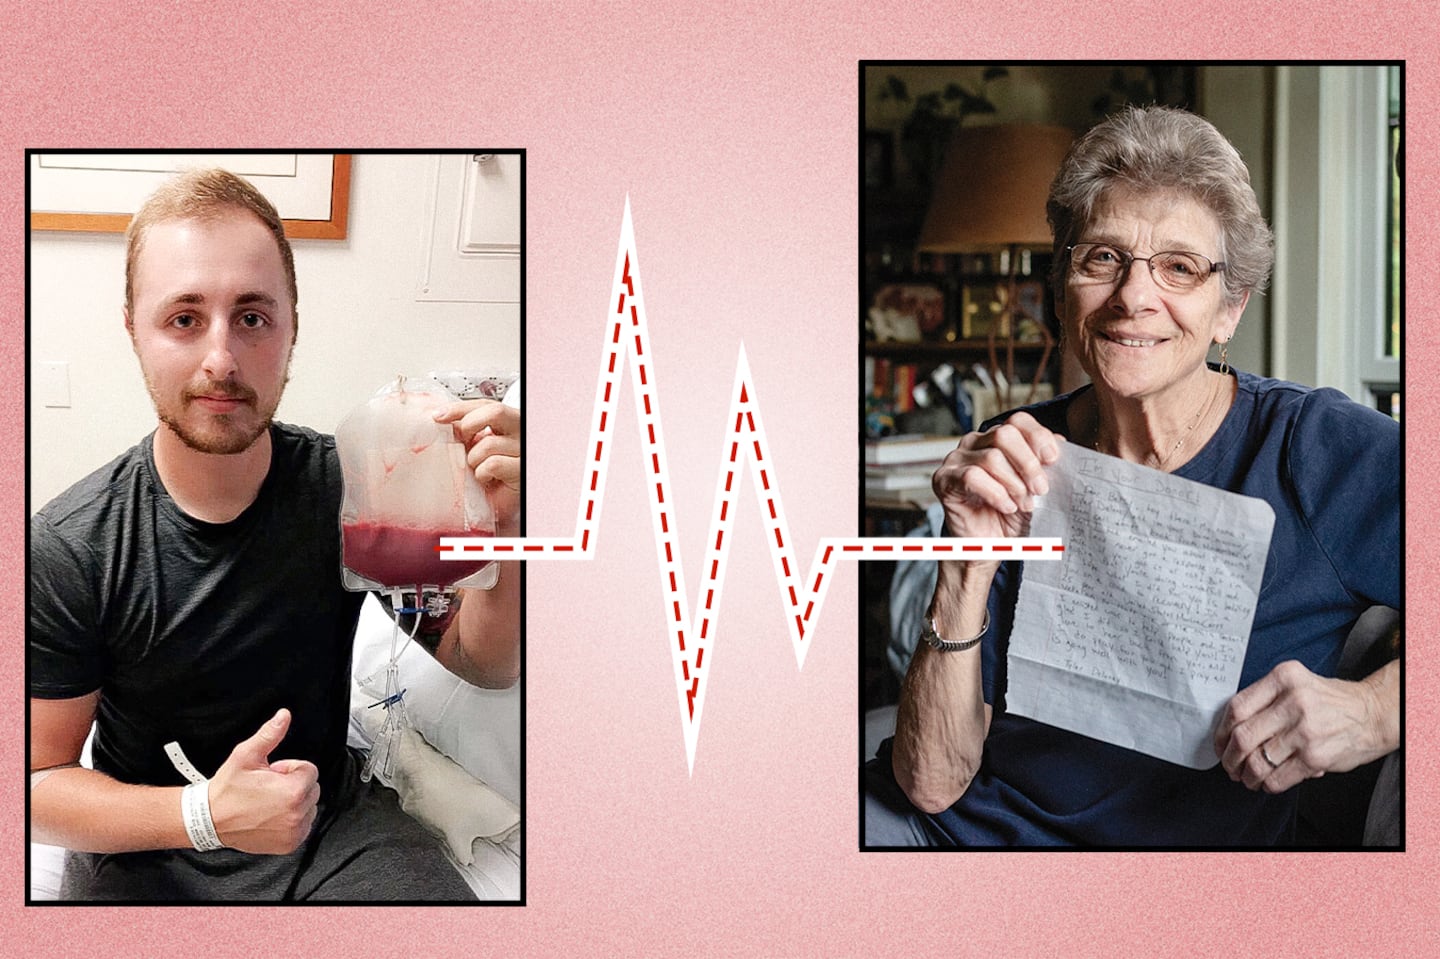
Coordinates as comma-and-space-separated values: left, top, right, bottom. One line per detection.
166, 739, 224, 852
181, 780, 225, 852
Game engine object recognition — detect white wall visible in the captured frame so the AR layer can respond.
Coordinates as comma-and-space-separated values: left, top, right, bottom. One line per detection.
1270, 65, 1395, 403
1198, 65, 1273, 377
28, 154, 521, 513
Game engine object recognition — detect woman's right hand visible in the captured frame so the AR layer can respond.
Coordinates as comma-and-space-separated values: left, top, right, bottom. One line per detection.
931, 412, 1063, 543
893, 414, 1061, 813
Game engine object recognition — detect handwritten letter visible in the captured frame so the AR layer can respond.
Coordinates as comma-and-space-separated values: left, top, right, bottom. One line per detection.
1006, 443, 1276, 768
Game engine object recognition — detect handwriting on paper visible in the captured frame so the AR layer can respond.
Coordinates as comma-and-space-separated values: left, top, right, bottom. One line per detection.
1006, 442, 1276, 768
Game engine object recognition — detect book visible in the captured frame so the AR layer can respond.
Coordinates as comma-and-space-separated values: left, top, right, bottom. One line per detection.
864, 434, 960, 466
864, 485, 938, 507
864, 464, 936, 490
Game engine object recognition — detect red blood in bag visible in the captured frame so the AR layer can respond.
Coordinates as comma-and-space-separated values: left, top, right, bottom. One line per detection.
342, 521, 492, 587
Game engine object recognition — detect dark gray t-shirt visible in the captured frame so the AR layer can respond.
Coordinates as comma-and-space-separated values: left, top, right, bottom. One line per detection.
29, 424, 364, 793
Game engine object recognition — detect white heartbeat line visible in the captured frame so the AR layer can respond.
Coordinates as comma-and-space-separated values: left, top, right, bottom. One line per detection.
440, 199, 1064, 771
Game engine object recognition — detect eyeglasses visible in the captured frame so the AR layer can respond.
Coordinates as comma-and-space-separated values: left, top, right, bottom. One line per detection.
1067, 242, 1226, 292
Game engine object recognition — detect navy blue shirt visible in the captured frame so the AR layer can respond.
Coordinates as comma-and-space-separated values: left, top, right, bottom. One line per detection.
927, 370, 1400, 846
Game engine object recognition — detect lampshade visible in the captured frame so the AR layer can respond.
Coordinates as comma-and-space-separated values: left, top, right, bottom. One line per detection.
917, 123, 1075, 252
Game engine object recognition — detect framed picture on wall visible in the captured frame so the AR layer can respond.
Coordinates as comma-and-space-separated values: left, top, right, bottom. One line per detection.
27, 152, 351, 239
961, 281, 1008, 339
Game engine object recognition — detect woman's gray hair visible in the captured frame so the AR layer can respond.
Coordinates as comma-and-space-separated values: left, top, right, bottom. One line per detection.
1046, 106, 1275, 305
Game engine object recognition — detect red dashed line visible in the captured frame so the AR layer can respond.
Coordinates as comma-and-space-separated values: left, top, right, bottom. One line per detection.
437, 226, 1065, 766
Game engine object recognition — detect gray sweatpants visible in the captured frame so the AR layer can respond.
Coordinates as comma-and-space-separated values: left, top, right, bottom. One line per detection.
59, 749, 476, 902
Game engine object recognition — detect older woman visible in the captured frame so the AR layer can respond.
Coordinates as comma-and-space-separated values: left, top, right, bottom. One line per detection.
869, 106, 1400, 846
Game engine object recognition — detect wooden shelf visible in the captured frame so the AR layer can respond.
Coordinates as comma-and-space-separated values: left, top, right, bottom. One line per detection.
865, 339, 1049, 360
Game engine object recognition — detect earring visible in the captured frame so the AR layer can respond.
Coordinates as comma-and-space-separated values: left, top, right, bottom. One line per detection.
1218, 339, 1230, 376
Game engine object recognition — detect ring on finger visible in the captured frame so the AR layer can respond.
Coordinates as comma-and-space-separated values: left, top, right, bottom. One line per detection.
1260, 743, 1281, 768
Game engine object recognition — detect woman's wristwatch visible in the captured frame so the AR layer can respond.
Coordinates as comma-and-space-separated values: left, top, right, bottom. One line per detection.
920, 611, 990, 652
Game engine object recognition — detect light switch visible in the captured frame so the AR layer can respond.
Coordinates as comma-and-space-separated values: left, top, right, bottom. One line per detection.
38, 361, 70, 408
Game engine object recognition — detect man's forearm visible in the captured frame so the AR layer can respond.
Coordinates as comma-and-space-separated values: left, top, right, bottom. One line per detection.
438, 560, 520, 688
31, 766, 190, 853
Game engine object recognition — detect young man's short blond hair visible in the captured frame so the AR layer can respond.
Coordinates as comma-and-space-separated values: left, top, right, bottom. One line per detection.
125, 168, 298, 326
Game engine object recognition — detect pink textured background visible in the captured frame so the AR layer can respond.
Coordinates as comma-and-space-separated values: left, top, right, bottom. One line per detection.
5, 2, 1437, 955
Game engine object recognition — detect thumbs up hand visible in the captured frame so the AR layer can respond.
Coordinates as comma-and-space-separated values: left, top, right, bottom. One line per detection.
207, 709, 321, 854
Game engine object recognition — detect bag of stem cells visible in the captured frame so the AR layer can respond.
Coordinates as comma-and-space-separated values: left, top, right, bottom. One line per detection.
335, 375, 496, 591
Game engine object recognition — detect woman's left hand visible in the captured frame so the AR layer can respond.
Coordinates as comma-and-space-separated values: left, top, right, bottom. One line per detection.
1214, 659, 1398, 793
434, 400, 521, 536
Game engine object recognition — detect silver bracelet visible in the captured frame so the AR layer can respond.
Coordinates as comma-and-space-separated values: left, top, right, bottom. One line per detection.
920, 611, 990, 652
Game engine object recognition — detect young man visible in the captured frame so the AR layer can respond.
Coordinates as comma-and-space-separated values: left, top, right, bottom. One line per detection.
28, 168, 521, 900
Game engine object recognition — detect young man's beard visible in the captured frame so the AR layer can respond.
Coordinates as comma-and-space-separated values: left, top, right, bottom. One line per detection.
146, 370, 290, 455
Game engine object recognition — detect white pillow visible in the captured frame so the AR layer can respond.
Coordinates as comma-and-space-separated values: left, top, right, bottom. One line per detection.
350, 595, 520, 804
